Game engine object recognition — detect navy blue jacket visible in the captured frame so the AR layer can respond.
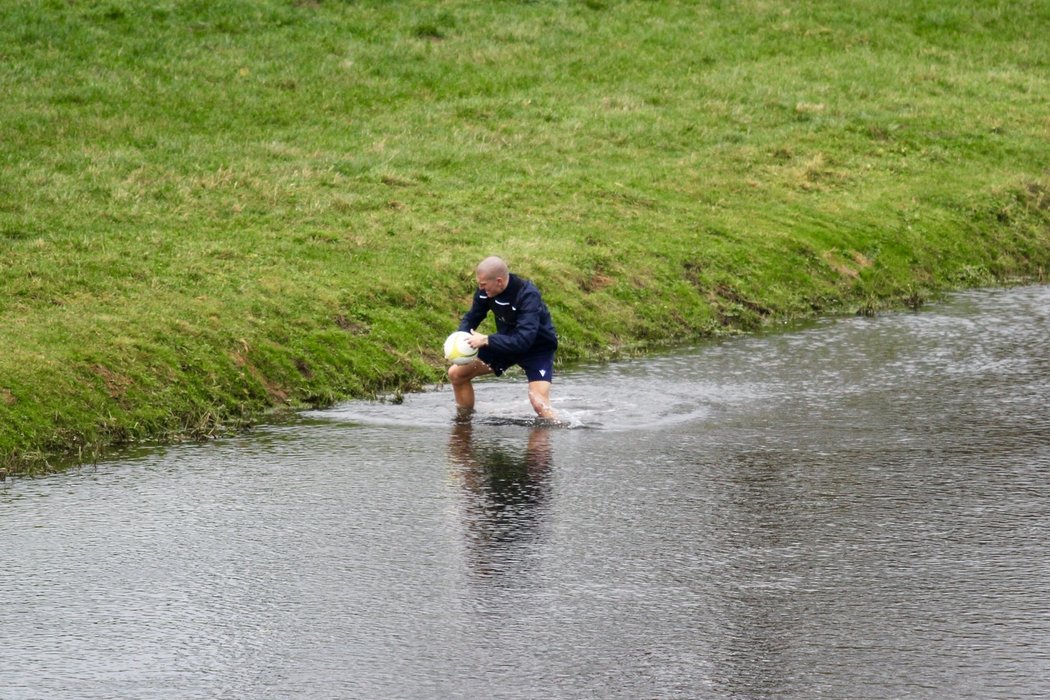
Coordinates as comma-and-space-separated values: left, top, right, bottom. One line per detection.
458, 274, 558, 356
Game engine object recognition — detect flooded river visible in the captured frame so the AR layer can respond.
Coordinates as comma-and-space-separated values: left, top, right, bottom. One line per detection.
2, 285, 1048, 699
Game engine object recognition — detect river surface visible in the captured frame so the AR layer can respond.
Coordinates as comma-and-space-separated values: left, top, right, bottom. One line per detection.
3, 285, 1049, 699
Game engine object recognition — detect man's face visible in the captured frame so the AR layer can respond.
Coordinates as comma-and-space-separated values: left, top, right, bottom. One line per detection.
476, 273, 505, 297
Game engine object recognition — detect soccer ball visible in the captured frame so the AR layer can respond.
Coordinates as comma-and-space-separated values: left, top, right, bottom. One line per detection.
443, 331, 478, 365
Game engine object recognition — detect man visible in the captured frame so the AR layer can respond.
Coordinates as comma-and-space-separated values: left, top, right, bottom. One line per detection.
448, 256, 559, 420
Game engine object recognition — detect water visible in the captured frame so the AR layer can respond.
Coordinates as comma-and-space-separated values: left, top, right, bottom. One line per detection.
3, 285, 1048, 699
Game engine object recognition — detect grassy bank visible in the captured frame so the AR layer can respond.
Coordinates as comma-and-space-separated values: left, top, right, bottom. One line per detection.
2, 0, 1048, 473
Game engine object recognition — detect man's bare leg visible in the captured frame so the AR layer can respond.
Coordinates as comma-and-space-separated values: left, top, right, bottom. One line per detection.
448, 360, 492, 414
528, 380, 556, 420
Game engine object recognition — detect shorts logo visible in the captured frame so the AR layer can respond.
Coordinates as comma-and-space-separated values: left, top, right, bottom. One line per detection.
539, 369, 547, 377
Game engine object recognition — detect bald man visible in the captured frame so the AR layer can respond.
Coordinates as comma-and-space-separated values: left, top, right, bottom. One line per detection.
448, 256, 559, 420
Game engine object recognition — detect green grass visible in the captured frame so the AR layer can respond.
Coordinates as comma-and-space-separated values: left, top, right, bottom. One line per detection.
2, 0, 1048, 472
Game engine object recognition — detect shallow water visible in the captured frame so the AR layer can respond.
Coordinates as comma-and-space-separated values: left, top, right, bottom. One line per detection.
3, 285, 1049, 699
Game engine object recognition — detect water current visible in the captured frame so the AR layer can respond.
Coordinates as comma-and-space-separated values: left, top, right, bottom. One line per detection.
2, 285, 1048, 699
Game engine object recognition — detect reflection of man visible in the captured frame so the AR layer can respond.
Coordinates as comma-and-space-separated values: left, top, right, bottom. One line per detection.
447, 422, 553, 580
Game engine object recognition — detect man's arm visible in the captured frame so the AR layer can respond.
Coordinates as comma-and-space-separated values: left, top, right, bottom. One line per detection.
458, 293, 489, 334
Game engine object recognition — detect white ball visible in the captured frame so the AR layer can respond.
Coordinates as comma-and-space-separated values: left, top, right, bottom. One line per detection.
443, 331, 478, 365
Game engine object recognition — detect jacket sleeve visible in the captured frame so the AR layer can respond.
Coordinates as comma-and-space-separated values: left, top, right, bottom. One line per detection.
486, 287, 541, 355
457, 293, 489, 333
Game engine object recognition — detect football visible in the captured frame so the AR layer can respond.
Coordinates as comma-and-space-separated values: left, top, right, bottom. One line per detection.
443, 331, 479, 365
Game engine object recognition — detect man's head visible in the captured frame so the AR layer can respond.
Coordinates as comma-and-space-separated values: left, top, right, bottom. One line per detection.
475, 256, 509, 297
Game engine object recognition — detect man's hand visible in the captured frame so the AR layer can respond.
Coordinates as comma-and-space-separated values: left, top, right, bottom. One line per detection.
467, 329, 489, 349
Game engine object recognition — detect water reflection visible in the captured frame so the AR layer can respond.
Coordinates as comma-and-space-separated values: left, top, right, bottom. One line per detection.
446, 422, 554, 583
712, 450, 800, 699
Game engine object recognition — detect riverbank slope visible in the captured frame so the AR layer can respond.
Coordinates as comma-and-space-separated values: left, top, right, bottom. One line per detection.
2, 0, 1048, 472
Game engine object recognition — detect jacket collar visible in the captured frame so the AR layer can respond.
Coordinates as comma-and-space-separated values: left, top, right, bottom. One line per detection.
500, 273, 521, 300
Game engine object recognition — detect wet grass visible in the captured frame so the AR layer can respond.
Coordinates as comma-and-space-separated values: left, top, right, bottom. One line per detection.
2, 0, 1049, 472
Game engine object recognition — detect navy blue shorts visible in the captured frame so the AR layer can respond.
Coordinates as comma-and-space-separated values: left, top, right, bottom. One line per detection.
477, 346, 555, 382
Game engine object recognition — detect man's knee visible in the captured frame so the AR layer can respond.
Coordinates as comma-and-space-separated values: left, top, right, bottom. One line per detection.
449, 362, 487, 385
